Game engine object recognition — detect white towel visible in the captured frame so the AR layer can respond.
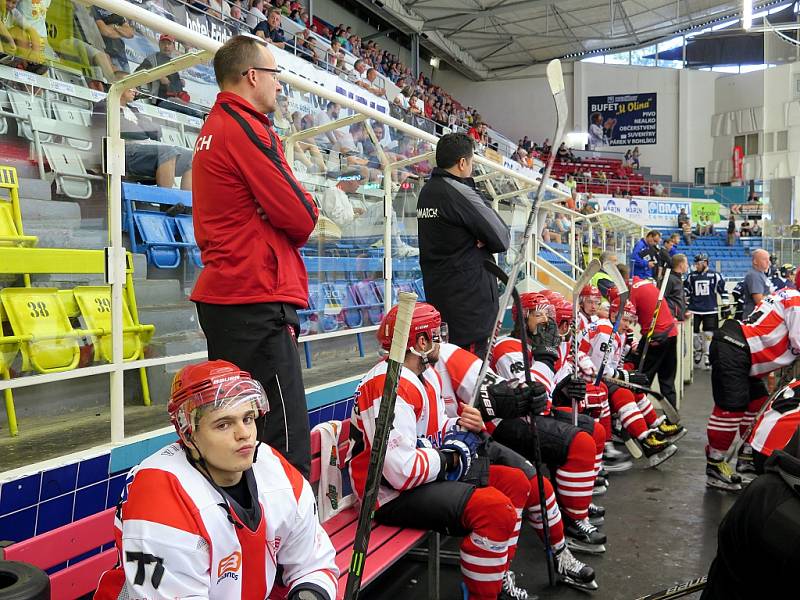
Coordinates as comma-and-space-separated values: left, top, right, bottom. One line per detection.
313, 420, 354, 521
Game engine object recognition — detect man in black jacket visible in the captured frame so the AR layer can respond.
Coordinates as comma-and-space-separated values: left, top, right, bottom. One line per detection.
416, 133, 510, 358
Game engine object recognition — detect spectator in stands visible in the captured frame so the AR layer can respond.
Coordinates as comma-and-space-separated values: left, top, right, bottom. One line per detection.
11, 0, 50, 64
136, 34, 201, 118
564, 173, 577, 197
681, 220, 695, 245
740, 219, 752, 237
653, 181, 665, 197
363, 68, 385, 97
349, 58, 368, 84
540, 138, 551, 154
253, 9, 286, 49
92, 88, 193, 191
521, 135, 532, 152
246, 0, 267, 27
696, 213, 713, 236
191, 35, 318, 477
294, 28, 318, 64
623, 149, 632, 168
727, 214, 737, 246
632, 229, 661, 279
750, 220, 762, 236
93, 6, 134, 75
314, 100, 340, 149
467, 119, 481, 141
677, 207, 689, 229
556, 142, 575, 162
631, 146, 640, 169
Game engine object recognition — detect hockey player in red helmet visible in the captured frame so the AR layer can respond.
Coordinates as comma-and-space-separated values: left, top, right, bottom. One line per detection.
579, 285, 601, 323
353, 302, 597, 596
489, 292, 609, 565
96, 361, 338, 600
578, 298, 680, 467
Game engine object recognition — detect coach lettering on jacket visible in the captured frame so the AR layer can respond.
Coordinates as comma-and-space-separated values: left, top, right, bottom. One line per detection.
417, 207, 439, 219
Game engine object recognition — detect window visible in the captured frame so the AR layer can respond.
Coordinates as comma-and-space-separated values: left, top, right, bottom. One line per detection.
605, 51, 630, 65
630, 45, 656, 67
746, 133, 759, 155
764, 131, 774, 152
777, 130, 788, 151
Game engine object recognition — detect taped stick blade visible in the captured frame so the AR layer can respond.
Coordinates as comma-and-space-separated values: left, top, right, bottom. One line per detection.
546, 59, 565, 95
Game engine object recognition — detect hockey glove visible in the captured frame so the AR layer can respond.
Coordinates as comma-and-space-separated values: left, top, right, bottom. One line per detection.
530, 319, 560, 370
439, 430, 480, 481
553, 375, 586, 409
584, 382, 606, 410
478, 373, 548, 419
618, 369, 650, 387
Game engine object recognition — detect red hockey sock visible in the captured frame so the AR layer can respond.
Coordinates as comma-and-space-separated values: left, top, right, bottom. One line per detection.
555, 431, 596, 521
610, 388, 648, 440
740, 395, 768, 438
460, 485, 518, 600
706, 405, 745, 459
592, 421, 606, 475
487, 465, 529, 564
525, 475, 565, 550
635, 393, 660, 427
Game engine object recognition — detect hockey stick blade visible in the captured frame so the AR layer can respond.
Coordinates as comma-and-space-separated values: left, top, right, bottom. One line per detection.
344, 291, 417, 600
634, 575, 707, 600
602, 260, 628, 295
469, 58, 568, 409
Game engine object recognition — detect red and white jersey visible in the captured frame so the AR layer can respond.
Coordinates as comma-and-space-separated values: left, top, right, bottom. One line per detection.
348, 360, 459, 507
434, 342, 484, 419
742, 288, 800, 377
749, 380, 800, 456
489, 337, 555, 395
95, 444, 337, 600
553, 340, 574, 385
578, 318, 623, 379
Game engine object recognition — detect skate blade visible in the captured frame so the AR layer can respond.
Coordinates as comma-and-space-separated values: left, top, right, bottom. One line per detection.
666, 429, 688, 444
602, 461, 633, 472
592, 486, 607, 496
562, 577, 599, 592
706, 477, 742, 492
737, 473, 756, 486
588, 516, 604, 526
647, 444, 678, 468
566, 539, 606, 554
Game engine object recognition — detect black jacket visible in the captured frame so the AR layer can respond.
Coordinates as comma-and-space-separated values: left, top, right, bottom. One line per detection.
664, 271, 687, 321
416, 168, 510, 347
702, 436, 800, 599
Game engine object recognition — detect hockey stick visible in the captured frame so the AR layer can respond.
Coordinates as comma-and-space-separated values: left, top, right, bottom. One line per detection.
603, 376, 681, 425
594, 261, 629, 386
723, 375, 796, 464
637, 268, 672, 372
634, 575, 707, 600
344, 291, 417, 600
470, 59, 568, 409
571, 259, 603, 425
485, 260, 556, 586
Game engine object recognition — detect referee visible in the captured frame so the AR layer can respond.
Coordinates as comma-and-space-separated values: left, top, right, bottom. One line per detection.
191, 35, 318, 477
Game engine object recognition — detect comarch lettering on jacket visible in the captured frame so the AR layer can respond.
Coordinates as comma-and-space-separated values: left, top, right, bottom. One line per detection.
417, 207, 439, 218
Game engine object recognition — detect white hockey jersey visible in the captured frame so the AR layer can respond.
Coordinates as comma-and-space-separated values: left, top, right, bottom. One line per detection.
95, 443, 338, 600
348, 360, 460, 507
577, 318, 624, 379
742, 288, 800, 377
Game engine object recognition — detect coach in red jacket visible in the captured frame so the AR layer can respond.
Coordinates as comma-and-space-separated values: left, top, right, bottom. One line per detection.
191, 35, 318, 477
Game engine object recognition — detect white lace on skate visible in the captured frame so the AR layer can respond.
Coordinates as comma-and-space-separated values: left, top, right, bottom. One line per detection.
501, 570, 528, 599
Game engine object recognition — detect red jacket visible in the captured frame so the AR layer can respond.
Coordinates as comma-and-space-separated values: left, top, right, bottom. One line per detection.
630, 277, 678, 340
190, 92, 318, 306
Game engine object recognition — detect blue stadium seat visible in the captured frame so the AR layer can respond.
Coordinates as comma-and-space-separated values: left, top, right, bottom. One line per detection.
174, 214, 203, 268
132, 212, 190, 270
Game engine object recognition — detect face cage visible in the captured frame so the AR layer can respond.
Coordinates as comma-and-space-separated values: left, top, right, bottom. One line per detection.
174, 378, 270, 438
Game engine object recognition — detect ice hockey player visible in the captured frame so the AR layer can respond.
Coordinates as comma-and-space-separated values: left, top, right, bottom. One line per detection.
684, 253, 727, 370
705, 287, 800, 491
579, 297, 679, 467
771, 263, 796, 291
95, 361, 338, 600
578, 284, 601, 335
463, 292, 609, 555
749, 379, 800, 474
701, 427, 800, 599
349, 302, 598, 597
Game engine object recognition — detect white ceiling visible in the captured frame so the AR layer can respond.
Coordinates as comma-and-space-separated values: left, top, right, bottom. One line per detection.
384, 0, 753, 77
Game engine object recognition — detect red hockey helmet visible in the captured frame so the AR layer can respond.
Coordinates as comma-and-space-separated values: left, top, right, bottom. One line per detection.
580, 285, 601, 302
377, 302, 445, 350
513, 292, 555, 323
168, 360, 269, 438
554, 299, 573, 325
540, 289, 566, 304
609, 297, 637, 323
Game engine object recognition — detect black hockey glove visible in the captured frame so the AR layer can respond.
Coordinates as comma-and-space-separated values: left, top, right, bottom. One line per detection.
478, 377, 548, 419
617, 369, 650, 387
553, 375, 586, 408
530, 319, 560, 370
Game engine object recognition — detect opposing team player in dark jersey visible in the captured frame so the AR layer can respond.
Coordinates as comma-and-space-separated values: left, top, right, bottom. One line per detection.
684, 253, 727, 370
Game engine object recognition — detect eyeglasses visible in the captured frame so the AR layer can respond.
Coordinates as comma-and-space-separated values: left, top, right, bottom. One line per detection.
242, 66, 282, 78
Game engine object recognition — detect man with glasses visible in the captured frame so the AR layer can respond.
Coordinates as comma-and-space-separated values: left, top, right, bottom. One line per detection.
191, 35, 318, 478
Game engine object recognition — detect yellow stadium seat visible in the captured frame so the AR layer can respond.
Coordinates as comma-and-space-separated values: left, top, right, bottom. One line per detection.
72, 286, 154, 363
0, 287, 81, 373
0, 300, 20, 436
0, 165, 37, 248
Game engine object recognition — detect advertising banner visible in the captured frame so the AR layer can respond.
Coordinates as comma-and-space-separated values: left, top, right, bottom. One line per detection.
691, 201, 722, 224
594, 196, 717, 228
587, 93, 657, 147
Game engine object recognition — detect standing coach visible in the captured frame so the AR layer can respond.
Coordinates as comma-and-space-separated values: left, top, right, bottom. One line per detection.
416, 133, 510, 358
191, 35, 318, 477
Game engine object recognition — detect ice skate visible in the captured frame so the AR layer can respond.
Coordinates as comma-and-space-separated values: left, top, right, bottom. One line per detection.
706, 458, 743, 491
640, 432, 678, 467
555, 546, 598, 591
565, 517, 606, 554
